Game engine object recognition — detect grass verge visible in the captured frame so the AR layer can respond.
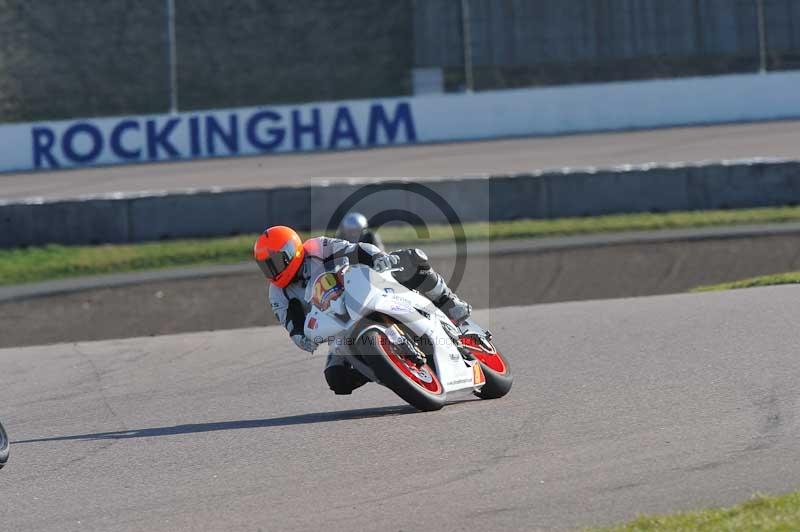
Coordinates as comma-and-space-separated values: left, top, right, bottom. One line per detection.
692, 272, 800, 292
591, 491, 800, 531
3, 205, 800, 286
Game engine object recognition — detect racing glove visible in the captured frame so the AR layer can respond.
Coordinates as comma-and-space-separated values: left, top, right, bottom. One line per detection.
372, 253, 399, 273
292, 334, 318, 353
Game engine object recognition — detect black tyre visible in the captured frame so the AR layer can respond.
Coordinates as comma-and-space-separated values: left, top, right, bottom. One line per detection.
0, 421, 9, 469
461, 335, 513, 400
357, 329, 446, 412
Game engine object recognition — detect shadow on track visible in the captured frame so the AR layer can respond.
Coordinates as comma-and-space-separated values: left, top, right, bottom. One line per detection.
13, 405, 418, 444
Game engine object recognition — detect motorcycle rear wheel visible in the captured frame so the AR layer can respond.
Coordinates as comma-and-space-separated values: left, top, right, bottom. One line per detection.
0, 421, 9, 469
357, 329, 446, 412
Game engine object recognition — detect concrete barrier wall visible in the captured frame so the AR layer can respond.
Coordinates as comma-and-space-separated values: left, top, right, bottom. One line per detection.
4, 71, 800, 174
3, 158, 800, 248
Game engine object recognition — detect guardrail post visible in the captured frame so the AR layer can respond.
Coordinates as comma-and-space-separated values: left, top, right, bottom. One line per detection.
166, 0, 179, 113
756, 0, 768, 73
460, 0, 474, 92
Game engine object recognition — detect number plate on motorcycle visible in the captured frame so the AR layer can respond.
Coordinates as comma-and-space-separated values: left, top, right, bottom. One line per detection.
472, 363, 485, 386
311, 272, 344, 311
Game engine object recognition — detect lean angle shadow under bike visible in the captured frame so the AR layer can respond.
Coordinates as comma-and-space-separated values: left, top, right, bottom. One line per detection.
0, 420, 8, 469
304, 264, 513, 411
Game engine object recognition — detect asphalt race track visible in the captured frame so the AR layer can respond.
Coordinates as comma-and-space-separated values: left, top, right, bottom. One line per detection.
4, 230, 800, 348
2, 286, 799, 531
3, 120, 800, 200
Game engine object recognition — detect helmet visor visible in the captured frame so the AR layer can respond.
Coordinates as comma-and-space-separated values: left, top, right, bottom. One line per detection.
258, 240, 299, 281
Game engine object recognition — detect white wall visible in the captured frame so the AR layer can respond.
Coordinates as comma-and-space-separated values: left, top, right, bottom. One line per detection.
2, 71, 799, 174
415, 71, 800, 140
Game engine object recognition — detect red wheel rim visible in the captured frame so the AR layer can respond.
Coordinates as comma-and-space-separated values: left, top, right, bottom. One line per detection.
379, 336, 443, 394
461, 335, 508, 374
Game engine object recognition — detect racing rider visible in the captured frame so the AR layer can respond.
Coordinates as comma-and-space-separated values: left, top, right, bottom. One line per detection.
254, 226, 471, 395
335, 212, 384, 250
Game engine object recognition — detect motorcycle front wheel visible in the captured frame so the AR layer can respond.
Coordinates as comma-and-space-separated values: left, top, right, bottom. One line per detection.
461, 335, 513, 400
0, 420, 9, 469
357, 329, 446, 412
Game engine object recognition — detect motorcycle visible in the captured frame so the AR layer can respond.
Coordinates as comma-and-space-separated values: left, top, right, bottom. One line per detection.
0, 420, 8, 469
304, 263, 512, 411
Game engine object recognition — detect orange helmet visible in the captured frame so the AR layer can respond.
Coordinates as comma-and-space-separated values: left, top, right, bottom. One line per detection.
253, 226, 304, 288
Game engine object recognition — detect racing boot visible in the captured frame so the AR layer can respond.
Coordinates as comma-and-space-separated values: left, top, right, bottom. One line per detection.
423, 272, 472, 325
324, 353, 369, 395
391, 248, 472, 324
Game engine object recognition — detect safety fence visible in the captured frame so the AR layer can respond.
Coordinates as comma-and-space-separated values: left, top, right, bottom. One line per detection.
1, 0, 798, 122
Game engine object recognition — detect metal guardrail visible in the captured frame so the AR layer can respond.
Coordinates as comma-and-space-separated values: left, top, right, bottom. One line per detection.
2, 158, 799, 248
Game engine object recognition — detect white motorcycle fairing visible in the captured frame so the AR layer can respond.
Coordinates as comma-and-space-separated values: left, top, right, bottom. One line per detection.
303, 264, 484, 394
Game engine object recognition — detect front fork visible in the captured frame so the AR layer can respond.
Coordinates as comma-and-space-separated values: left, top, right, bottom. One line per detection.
353, 322, 427, 367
